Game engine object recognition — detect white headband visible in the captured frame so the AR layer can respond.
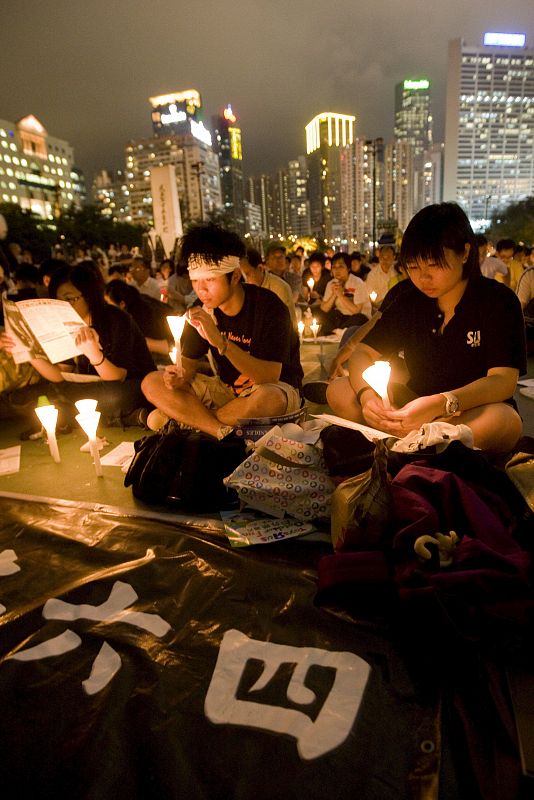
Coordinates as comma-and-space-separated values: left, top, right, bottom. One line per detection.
187, 254, 240, 280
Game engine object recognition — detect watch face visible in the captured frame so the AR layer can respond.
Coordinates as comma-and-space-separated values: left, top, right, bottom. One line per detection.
447, 396, 459, 414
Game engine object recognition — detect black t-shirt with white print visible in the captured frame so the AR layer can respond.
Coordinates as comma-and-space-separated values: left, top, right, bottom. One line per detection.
181, 283, 303, 394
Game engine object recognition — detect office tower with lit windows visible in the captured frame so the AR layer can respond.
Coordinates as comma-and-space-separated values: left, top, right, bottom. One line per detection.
305, 112, 356, 243
285, 156, 310, 238
247, 174, 274, 238
384, 140, 415, 232
394, 79, 432, 158
211, 105, 245, 235
126, 91, 222, 228
92, 169, 130, 222
394, 78, 432, 211
0, 114, 83, 219
444, 33, 534, 223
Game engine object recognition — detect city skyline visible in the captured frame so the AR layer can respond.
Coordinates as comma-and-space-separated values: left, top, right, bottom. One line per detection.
2, 1, 534, 185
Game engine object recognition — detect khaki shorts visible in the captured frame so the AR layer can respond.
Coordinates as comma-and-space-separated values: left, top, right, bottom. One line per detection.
189, 373, 301, 414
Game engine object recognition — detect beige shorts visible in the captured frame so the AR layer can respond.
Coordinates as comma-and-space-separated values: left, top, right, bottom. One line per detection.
189, 373, 302, 414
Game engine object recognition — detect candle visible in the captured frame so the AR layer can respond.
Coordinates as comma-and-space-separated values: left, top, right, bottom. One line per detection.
166, 315, 186, 369
362, 360, 391, 407
169, 346, 177, 364
297, 320, 305, 342
310, 318, 320, 339
369, 290, 378, 303
34, 404, 60, 463
307, 277, 315, 291
76, 411, 103, 477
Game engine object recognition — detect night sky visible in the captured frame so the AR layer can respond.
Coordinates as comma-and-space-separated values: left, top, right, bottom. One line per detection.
2, 1, 534, 185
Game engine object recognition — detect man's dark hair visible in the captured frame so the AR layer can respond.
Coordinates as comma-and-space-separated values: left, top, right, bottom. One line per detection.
245, 248, 263, 269
39, 258, 64, 281
308, 251, 326, 268
131, 255, 149, 268
104, 278, 141, 308
108, 262, 129, 277
496, 238, 516, 253
180, 223, 245, 266
400, 202, 479, 280
331, 252, 351, 269
14, 264, 40, 285
350, 251, 362, 262
475, 234, 488, 246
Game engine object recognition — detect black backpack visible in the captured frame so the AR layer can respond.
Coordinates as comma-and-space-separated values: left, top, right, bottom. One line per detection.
124, 421, 246, 512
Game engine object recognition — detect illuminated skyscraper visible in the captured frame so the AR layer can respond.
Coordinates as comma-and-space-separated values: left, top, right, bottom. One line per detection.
285, 156, 310, 238
394, 79, 432, 159
444, 34, 534, 223
305, 112, 356, 243
211, 105, 245, 235
0, 114, 83, 219
384, 140, 415, 232
394, 78, 432, 212
126, 91, 222, 228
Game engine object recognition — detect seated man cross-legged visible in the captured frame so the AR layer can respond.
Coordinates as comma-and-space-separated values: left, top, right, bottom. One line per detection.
142, 223, 303, 440
327, 203, 526, 454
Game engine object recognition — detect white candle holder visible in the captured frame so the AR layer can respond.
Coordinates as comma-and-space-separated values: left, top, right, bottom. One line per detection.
310, 318, 320, 339
297, 320, 305, 343
362, 360, 391, 407
166, 315, 186, 369
75, 399, 98, 415
76, 411, 103, 477
34, 404, 60, 463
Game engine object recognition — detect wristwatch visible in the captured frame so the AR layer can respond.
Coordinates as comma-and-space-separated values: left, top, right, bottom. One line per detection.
440, 391, 460, 416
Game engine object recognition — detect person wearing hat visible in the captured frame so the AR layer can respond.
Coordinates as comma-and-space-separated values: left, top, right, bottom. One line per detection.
141, 223, 303, 439
264, 241, 301, 300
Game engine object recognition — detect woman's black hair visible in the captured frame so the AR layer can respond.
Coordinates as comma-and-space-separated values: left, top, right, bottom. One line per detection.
400, 202, 480, 280
48, 263, 106, 325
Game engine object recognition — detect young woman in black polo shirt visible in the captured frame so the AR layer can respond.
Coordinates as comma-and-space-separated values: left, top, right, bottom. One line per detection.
327, 202, 526, 453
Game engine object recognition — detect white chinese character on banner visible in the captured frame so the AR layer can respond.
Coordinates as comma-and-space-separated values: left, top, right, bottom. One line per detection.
7, 581, 171, 695
205, 629, 370, 760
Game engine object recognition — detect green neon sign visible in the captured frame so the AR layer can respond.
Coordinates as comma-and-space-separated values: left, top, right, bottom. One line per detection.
403, 79, 430, 90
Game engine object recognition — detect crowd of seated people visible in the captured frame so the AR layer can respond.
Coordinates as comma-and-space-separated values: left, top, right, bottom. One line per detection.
0, 214, 532, 455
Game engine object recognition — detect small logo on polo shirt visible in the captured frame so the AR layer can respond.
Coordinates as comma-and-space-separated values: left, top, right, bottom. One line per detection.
467, 330, 481, 347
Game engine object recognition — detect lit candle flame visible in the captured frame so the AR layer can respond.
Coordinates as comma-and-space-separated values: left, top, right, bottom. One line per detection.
307, 277, 315, 290
369, 290, 378, 303
297, 320, 305, 341
310, 319, 320, 338
362, 360, 391, 407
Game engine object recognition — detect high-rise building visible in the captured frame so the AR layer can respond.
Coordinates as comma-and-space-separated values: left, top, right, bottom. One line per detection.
92, 169, 131, 222
247, 174, 274, 237
394, 78, 432, 211
384, 140, 415, 232
305, 112, 356, 243
126, 91, 222, 228
421, 143, 444, 207
444, 33, 534, 223
285, 156, 310, 238
394, 79, 432, 158
0, 114, 84, 219
211, 105, 245, 235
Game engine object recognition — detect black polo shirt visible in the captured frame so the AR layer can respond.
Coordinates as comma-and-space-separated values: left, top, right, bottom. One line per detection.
363, 275, 527, 397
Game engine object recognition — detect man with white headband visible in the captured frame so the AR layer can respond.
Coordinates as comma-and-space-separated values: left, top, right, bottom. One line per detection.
141, 223, 303, 439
